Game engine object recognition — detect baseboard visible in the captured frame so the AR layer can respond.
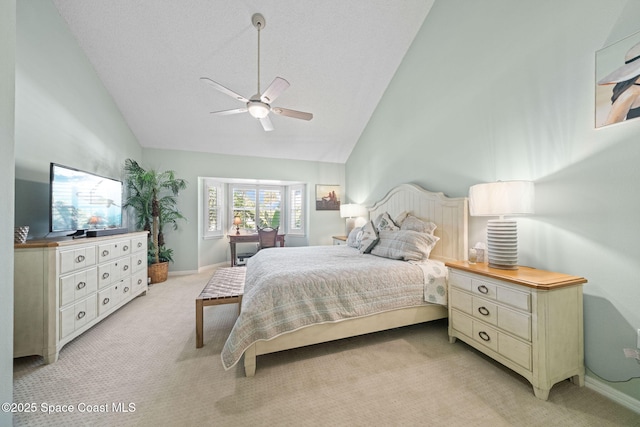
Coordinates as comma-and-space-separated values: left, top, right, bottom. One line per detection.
585, 376, 640, 414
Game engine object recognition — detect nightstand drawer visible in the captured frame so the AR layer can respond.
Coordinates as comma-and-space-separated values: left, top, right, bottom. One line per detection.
500, 333, 531, 370
498, 306, 531, 341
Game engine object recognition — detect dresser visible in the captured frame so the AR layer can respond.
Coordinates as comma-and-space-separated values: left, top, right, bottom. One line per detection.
445, 261, 587, 400
14, 231, 149, 363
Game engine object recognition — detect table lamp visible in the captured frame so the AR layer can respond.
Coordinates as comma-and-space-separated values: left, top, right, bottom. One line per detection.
233, 216, 242, 235
469, 181, 534, 270
340, 204, 367, 236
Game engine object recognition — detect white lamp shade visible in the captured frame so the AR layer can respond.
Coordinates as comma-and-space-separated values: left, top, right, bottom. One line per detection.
340, 203, 367, 218
469, 181, 534, 217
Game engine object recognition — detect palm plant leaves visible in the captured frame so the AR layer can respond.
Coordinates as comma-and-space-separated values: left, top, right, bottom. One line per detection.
123, 159, 187, 264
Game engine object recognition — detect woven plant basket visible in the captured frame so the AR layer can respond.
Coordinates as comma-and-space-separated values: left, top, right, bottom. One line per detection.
148, 261, 169, 284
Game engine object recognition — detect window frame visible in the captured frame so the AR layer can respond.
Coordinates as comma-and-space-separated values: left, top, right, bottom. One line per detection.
202, 179, 225, 239
201, 178, 306, 239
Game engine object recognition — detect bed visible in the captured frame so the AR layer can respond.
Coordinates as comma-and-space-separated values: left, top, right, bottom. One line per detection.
221, 183, 468, 376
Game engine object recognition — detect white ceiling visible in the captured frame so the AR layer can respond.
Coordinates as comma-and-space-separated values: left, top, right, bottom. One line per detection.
51, 0, 434, 163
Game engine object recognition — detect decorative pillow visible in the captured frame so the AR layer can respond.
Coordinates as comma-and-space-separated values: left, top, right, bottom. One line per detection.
394, 211, 410, 226
400, 214, 437, 235
370, 230, 440, 261
373, 212, 399, 232
358, 220, 379, 254
347, 226, 363, 248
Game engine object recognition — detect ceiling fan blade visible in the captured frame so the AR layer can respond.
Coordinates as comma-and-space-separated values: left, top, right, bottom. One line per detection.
210, 107, 247, 116
259, 115, 274, 131
260, 77, 290, 103
200, 77, 249, 103
271, 107, 313, 121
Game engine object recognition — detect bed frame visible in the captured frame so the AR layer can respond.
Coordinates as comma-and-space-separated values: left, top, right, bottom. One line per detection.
243, 183, 468, 376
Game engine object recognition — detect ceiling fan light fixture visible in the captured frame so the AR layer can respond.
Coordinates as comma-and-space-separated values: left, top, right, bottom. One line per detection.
247, 101, 270, 119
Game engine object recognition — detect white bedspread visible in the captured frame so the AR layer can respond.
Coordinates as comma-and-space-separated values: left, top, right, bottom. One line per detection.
221, 245, 448, 370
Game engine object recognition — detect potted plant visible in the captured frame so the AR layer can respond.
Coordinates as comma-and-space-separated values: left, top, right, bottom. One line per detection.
123, 159, 187, 283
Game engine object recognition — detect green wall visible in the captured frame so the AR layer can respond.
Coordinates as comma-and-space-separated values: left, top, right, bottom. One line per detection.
142, 148, 344, 272
1, 0, 16, 424
346, 0, 640, 403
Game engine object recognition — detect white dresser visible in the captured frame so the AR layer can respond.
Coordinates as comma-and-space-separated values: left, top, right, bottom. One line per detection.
446, 261, 587, 400
14, 231, 149, 363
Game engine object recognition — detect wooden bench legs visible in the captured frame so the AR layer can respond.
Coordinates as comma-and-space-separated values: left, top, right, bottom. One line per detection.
195, 295, 242, 348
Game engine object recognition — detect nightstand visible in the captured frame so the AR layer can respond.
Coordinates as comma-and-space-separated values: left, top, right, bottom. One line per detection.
332, 235, 347, 245
445, 261, 587, 400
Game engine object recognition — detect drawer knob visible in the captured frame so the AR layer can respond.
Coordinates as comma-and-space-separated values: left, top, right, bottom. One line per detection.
137, 260, 142, 265
77, 311, 86, 320
477, 285, 489, 294
76, 281, 86, 290
137, 242, 142, 248
123, 265, 129, 271
478, 331, 491, 342
123, 245, 129, 251
102, 250, 109, 257
102, 297, 110, 305
478, 306, 490, 316
137, 279, 142, 285
124, 287, 130, 293
75, 255, 85, 263
102, 272, 110, 280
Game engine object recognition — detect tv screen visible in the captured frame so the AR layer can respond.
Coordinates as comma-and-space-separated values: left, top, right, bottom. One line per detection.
50, 163, 123, 233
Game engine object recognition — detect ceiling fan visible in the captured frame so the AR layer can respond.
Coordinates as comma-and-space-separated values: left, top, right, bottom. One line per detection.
200, 13, 313, 132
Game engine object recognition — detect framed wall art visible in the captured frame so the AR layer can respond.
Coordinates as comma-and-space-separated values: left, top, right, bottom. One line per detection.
596, 30, 640, 128
315, 185, 340, 211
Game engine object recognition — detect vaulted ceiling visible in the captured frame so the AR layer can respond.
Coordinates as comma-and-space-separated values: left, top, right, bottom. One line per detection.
52, 0, 434, 163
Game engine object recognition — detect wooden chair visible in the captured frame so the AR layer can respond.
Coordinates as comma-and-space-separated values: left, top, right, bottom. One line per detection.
257, 226, 279, 250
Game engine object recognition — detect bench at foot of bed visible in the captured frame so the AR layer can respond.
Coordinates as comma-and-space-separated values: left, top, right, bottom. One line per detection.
196, 267, 245, 349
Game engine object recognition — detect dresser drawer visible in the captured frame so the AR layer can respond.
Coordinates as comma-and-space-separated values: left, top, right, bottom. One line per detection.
131, 269, 147, 293
98, 239, 132, 263
497, 306, 531, 341
131, 235, 147, 253
131, 251, 146, 273
60, 247, 97, 274
60, 267, 97, 307
59, 294, 97, 339
98, 257, 131, 289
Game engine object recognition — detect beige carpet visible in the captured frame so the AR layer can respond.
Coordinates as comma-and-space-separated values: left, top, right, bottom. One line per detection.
13, 270, 640, 426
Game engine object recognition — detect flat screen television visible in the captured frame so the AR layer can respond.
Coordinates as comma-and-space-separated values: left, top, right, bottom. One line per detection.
49, 163, 123, 234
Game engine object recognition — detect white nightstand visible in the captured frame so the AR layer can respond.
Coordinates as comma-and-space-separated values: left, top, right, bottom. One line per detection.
332, 235, 347, 245
445, 261, 587, 400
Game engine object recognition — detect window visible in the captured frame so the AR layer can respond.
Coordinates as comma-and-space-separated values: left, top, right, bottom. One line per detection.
231, 185, 282, 230
288, 184, 305, 235
202, 179, 305, 238
203, 180, 224, 238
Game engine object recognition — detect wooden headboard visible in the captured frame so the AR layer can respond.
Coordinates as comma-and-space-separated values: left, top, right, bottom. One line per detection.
368, 183, 468, 263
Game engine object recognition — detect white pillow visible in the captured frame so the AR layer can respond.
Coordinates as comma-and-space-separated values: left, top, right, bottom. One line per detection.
370, 230, 440, 261
400, 214, 437, 235
347, 226, 363, 248
373, 212, 399, 232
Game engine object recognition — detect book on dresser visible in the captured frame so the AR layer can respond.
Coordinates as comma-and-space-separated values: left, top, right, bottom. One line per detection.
13, 231, 149, 363
445, 261, 587, 401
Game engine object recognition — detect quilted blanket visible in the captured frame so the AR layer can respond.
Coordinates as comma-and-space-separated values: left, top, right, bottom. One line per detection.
221, 245, 447, 369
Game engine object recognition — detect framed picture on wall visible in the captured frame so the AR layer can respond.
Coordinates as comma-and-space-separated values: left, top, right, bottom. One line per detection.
315, 185, 340, 211
596, 30, 640, 128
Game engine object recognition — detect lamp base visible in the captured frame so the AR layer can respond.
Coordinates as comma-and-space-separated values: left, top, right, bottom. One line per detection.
486, 219, 519, 270
345, 218, 356, 237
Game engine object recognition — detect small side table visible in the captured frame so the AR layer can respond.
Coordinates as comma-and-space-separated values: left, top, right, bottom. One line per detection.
332, 235, 347, 245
